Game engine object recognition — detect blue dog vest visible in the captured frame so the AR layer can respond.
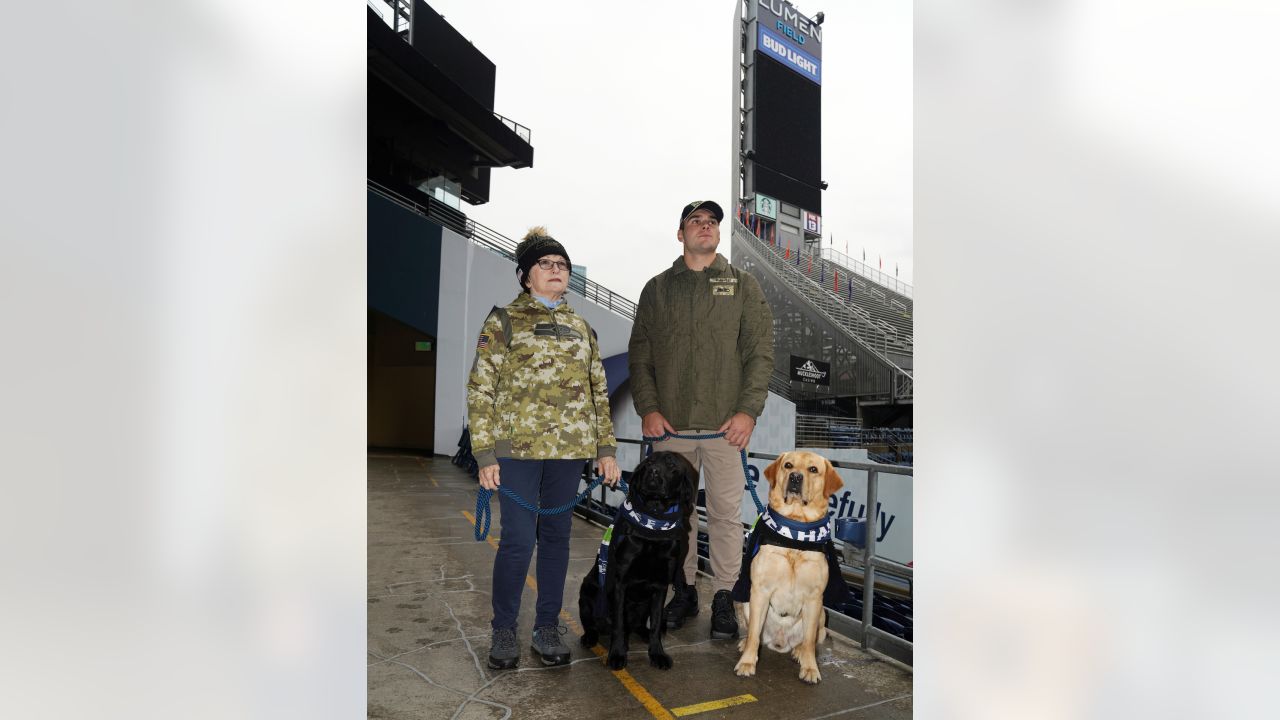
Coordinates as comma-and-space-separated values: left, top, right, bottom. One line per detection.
593, 500, 682, 617
730, 508, 852, 607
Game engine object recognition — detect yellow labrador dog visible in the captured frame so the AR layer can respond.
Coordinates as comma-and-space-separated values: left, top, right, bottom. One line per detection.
733, 451, 844, 684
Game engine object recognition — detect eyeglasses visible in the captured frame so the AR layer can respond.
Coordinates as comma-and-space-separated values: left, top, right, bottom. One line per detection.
535, 259, 569, 272
685, 217, 719, 228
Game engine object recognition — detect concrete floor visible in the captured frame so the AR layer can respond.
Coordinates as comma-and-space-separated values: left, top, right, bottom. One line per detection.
368, 453, 913, 720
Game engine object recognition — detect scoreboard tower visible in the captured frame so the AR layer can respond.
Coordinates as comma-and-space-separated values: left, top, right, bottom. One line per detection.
731, 0, 825, 248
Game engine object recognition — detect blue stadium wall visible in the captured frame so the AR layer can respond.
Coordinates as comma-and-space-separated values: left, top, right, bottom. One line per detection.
368, 192, 443, 451
368, 192, 441, 336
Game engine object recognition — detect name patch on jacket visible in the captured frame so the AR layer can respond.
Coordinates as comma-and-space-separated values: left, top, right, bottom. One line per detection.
532, 323, 584, 340
710, 277, 738, 296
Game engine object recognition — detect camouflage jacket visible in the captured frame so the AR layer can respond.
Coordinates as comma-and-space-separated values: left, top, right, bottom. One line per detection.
467, 293, 617, 468
629, 253, 774, 430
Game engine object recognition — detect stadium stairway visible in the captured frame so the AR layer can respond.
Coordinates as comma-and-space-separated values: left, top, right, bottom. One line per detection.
740, 221, 913, 364
732, 220, 913, 401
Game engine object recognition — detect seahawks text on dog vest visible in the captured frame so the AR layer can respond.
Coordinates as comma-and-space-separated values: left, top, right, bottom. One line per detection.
595, 500, 683, 609
731, 508, 852, 607
758, 507, 831, 545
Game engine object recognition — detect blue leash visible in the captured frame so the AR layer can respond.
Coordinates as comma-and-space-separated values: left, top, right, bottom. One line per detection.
472, 432, 764, 542
643, 431, 765, 515
473, 473, 629, 541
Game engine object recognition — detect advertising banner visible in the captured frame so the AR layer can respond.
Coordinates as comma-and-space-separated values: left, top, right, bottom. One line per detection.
803, 210, 821, 235
790, 354, 830, 385
754, 193, 778, 220
758, 24, 821, 85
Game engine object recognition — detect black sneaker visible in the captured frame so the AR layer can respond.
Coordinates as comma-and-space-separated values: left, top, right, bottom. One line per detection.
488, 626, 519, 669
664, 584, 699, 629
710, 590, 738, 639
531, 625, 571, 666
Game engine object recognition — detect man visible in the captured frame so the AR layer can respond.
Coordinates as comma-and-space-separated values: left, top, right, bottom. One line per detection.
628, 200, 774, 639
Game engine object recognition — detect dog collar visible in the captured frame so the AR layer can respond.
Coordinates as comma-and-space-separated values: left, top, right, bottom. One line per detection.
622, 499, 681, 532
759, 507, 831, 544
595, 498, 681, 595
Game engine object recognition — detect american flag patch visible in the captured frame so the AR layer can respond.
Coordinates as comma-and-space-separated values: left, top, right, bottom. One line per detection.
477, 334, 490, 350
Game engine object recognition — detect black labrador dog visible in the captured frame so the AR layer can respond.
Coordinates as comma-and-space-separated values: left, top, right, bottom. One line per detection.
578, 451, 697, 670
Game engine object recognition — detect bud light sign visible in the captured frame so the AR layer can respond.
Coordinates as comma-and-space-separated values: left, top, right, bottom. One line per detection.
758, 24, 821, 85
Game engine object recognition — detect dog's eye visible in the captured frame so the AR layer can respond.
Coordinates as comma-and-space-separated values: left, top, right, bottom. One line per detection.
783, 462, 793, 469
809, 466, 818, 474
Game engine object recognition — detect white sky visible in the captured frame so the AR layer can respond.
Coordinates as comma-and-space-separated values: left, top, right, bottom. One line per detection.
373, 0, 912, 301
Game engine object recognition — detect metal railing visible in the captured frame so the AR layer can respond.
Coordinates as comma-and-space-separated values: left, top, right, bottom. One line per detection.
493, 112, 532, 144
795, 415, 913, 466
735, 221, 905, 359
795, 414, 863, 448
819, 246, 913, 299
372, 0, 410, 34
741, 225, 912, 356
843, 458, 913, 662
589, 438, 913, 665
368, 179, 637, 320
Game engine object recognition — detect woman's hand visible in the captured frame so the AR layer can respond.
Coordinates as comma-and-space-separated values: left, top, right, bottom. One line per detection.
478, 463, 501, 490
597, 456, 621, 487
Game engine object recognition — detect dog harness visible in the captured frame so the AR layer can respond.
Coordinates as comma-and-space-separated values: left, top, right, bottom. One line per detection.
593, 500, 683, 617
730, 508, 852, 607
759, 507, 831, 544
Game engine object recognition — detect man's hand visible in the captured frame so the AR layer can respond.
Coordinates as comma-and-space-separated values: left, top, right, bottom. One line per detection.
642, 411, 676, 440
596, 456, 621, 487
718, 412, 756, 450
478, 463, 501, 490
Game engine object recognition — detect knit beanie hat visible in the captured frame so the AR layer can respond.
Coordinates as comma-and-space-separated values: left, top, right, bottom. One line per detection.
514, 226, 572, 292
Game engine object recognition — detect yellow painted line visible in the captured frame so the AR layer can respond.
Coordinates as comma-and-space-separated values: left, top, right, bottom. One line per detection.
671, 694, 758, 717
460, 509, 672, 719
414, 457, 437, 486
590, 645, 675, 720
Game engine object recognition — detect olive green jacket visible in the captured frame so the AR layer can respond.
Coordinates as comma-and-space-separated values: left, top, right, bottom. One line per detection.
628, 253, 774, 430
467, 293, 617, 468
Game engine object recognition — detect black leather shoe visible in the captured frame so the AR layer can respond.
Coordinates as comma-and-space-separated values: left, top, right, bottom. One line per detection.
664, 584, 699, 629
710, 590, 739, 639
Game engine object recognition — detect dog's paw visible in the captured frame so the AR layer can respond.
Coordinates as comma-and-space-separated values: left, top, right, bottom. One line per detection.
737, 638, 746, 652
734, 658, 757, 677
607, 652, 628, 670
580, 632, 598, 648
798, 665, 822, 684
648, 651, 673, 670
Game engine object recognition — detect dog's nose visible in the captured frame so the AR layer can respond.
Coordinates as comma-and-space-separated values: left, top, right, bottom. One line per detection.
786, 472, 804, 493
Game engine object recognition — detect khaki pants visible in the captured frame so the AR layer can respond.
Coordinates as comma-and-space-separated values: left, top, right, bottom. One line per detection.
654, 431, 746, 593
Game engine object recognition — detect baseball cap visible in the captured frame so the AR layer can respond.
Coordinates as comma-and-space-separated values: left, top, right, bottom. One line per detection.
678, 200, 725, 228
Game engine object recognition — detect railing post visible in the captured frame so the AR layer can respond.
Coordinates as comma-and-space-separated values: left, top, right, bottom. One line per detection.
861, 468, 879, 650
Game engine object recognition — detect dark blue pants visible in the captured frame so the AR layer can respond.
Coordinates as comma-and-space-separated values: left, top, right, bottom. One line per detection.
491, 458, 584, 630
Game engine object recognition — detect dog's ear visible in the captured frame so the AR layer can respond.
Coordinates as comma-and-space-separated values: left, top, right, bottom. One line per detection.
762, 454, 786, 488
822, 458, 844, 498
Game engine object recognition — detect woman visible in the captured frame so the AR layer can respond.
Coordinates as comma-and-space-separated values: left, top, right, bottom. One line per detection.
467, 226, 621, 669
